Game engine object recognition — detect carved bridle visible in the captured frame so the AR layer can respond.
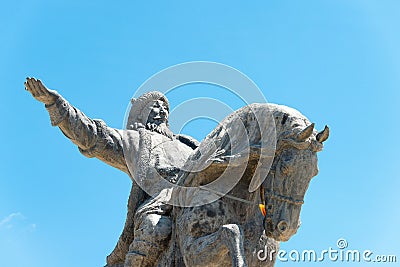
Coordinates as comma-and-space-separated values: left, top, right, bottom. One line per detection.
259, 155, 305, 223
260, 123, 329, 219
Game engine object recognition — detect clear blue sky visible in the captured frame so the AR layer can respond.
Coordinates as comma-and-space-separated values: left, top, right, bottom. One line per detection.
1, 1, 399, 266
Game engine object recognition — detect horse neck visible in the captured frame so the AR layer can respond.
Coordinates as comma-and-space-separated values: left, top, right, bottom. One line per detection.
222, 176, 261, 221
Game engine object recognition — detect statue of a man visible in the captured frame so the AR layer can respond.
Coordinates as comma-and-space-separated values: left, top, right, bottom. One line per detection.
25, 77, 198, 267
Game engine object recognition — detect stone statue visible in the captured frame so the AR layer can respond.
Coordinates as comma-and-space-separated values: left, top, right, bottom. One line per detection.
25, 77, 329, 267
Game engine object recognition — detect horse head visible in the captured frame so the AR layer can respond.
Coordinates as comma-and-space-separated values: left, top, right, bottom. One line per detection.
261, 105, 329, 242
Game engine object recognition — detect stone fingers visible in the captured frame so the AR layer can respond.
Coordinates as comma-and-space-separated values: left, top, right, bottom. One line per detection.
31, 77, 46, 95
36, 78, 49, 96
24, 77, 34, 95
25, 77, 52, 103
26, 77, 42, 97
25, 77, 37, 96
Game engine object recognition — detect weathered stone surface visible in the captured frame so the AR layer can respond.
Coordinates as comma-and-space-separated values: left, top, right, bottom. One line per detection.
25, 77, 329, 267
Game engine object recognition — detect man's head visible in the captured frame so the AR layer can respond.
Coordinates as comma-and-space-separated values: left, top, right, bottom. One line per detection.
145, 99, 169, 126
127, 91, 173, 138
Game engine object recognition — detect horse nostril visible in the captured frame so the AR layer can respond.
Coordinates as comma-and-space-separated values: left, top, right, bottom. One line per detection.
277, 220, 288, 233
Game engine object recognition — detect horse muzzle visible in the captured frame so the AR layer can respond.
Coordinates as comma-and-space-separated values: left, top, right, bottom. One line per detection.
264, 218, 300, 242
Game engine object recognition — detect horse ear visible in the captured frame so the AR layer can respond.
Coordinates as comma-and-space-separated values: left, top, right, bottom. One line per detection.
297, 123, 315, 141
316, 125, 330, 143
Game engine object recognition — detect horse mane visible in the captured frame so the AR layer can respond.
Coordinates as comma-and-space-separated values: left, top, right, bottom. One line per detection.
177, 103, 316, 189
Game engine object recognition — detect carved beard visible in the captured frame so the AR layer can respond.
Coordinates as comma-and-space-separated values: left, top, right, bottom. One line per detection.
146, 122, 174, 139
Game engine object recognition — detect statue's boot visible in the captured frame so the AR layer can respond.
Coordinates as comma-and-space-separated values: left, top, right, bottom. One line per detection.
124, 240, 161, 267
124, 251, 147, 267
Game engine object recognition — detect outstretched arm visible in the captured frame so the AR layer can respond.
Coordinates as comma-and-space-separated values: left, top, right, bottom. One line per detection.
25, 77, 129, 174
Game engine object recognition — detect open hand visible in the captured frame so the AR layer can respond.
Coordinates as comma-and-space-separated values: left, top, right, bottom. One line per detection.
25, 77, 59, 105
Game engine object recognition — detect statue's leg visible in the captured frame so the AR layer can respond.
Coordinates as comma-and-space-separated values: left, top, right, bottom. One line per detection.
180, 223, 247, 267
124, 196, 173, 267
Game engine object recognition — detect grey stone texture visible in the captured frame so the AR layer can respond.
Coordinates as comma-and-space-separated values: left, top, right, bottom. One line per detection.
25, 77, 329, 267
